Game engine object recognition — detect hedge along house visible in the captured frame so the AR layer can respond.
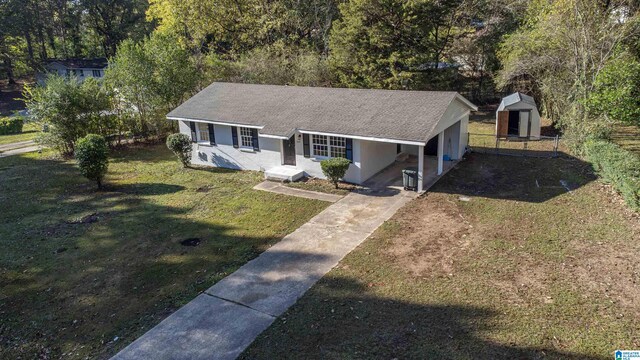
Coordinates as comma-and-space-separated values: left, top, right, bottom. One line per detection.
495, 92, 541, 139
168, 82, 477, 192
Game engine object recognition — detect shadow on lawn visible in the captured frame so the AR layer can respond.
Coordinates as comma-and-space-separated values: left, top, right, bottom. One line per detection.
429, 152, 596, 203
0, 152, 285, 359
242, 276, 606, 360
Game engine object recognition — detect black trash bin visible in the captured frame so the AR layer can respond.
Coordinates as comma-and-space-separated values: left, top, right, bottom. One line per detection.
402, 167, 418, 191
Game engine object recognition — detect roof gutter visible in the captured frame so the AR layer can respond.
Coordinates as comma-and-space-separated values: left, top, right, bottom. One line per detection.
297, 129, 426, 146
166, 116, 264, 130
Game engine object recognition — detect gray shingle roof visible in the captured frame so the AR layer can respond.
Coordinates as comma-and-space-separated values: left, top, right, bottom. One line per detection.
167, 82, 475, 143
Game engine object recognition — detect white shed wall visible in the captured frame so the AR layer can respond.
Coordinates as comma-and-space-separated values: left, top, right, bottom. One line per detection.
496, 99, 541, 139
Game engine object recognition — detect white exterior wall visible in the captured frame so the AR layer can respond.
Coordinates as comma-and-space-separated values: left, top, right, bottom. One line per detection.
175, 94, 473, 184
180, 121, 282, 172
358, 140, 398, 182
293, 134, 362, 184
37, 63, 106, 85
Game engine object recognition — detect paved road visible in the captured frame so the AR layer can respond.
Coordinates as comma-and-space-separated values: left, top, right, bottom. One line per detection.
0, 140, 36, 151
113, 185, 418, 360
0, 141, 40, 158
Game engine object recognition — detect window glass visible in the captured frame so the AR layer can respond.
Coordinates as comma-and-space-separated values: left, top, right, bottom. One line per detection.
240, 127, 253, 148
312, 135, 347, 159
330, 136, 346, 158
312, 135, 328, 157
197, 123, 210, 142
92, 70, 102, 77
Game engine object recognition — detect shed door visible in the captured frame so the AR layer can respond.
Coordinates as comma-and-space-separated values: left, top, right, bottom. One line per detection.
519, 111, 530, 138
497, 111, 509, 138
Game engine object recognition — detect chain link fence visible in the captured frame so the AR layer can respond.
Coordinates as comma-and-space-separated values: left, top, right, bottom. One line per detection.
468, 133, 561, 158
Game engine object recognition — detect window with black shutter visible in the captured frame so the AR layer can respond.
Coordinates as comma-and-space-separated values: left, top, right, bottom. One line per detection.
251, 128, 259, 151
189, 122, 197, 142
208, 123, 216, 145
231, 126, 239, 148
345, 138, 353, 162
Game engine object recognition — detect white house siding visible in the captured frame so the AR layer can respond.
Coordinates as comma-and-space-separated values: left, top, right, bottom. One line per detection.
37, 63, 106, 85
442, 121, 461, 160
293, 134, 362, 184
359, 140, 398, 182
180, 121, 282, 171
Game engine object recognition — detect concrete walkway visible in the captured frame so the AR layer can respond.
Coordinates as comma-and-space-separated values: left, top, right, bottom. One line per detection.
253, 180, 344, 203
113, 185, 418, 360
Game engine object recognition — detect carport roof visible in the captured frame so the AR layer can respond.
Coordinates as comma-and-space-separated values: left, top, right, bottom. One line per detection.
167, 82, 477, 143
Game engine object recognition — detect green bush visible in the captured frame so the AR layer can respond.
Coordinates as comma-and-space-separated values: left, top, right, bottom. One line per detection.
75, 134, 109, 189
166, 133, 193, 167
584, 140, 640, 211
320, 157, 351, 189
0, 117, 24, 135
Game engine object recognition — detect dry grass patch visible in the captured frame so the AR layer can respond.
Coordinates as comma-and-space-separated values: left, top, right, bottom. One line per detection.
242, 153, 639, 359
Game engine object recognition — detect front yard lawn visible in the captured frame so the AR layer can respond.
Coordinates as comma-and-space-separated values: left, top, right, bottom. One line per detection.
0, 144, 329, 359
242, 153, 639, 359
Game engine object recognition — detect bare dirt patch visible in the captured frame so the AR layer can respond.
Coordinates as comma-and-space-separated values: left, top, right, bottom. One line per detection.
386, 193, 475, 276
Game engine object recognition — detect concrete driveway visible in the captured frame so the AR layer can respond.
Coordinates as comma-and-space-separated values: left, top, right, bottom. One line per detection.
113, 182, 417, 360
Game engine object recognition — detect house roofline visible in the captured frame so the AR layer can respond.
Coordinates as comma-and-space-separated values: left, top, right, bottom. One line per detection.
167, 116, 264, 130
296, 129, 426, 146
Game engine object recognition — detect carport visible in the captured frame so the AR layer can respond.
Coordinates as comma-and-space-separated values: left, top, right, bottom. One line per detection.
364, 119, 466, 192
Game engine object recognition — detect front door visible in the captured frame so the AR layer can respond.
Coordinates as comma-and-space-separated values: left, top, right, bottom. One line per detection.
283, 135, 296, 166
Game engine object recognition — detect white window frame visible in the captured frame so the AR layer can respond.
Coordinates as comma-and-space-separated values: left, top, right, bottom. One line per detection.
311, 135, 347, 159
196, 122, 210, 144
239, 127, 253, 148
92, 69, 102, 77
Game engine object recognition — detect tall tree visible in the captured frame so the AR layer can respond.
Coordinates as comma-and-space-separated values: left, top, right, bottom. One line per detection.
82, 0, 151, 57
328, 0, 466, 89
498, 0, 639, 145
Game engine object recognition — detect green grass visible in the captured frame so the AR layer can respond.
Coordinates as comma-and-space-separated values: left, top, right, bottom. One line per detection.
241, 153, 639, 359
285, 177, 357, 196
0, 122, 40, 146
0, 144, 329, 359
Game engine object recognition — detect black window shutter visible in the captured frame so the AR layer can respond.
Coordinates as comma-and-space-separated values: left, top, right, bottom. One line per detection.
189, 122, 197, 142
303, 134, 310, 158
208, 123, 216, 145
345, 138, 353, 162
251, 128, 259, 151
397, 143, 401, 154
231, 126, 239, 148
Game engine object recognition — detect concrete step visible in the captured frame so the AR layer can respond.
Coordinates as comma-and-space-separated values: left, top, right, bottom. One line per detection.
264, 166, 304, 182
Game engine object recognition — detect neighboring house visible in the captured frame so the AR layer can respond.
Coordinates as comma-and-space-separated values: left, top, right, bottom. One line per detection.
36, 58, 108, 85
168, 82, 478, 192
495, 92, 541, 139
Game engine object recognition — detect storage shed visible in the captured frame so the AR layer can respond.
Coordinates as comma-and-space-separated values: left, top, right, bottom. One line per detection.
495, 92, 541, 139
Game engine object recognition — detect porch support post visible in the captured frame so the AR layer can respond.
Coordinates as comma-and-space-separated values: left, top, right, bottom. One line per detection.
417, 145, 424, 192
437, 131, 444, 175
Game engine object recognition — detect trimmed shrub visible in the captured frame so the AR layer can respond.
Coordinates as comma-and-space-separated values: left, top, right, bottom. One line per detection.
75, 134, 109, 189
320, 157, 351, 189
166, 133, 193, 167
584, 140, 640, 211
0, 117, 24, 135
